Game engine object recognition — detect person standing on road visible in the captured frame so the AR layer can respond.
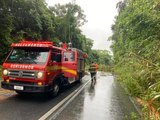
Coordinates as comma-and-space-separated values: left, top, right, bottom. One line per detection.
89, 62, 98, 82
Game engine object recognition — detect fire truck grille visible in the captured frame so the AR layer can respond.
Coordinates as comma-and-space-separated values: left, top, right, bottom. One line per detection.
8, 70, 36, 79
10, 80, 35, 85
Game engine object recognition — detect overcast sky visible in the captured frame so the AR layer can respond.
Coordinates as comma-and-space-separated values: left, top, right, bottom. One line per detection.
46, 0, 119, 52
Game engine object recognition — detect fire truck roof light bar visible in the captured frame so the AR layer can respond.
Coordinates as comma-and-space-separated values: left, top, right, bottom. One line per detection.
11, 40, 54, 48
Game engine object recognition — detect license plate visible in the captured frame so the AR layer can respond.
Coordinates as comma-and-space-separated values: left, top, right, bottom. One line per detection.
14, 86, 24, 90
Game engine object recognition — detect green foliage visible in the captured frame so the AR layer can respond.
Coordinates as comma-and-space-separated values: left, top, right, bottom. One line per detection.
49, 3, 88, 50
124, 112, 140, 120
0, 0, 56, 63
91, 50, 112, 64
0, 0, 13, 63
87, 50, 113, 71
0, 1, 93, 64
10, 0, 55, 40
111, 0, 160, 117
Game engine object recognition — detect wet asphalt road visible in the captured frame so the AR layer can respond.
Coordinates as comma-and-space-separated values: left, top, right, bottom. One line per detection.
0, 76, 90, 120
52, 73, 139, 120
0, 73, 139, 120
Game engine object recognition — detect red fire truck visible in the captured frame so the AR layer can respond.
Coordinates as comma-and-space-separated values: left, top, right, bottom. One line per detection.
1, 40, 86, 97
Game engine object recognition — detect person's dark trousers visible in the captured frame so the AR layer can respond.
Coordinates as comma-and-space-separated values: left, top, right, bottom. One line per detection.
90, 72, 96, 81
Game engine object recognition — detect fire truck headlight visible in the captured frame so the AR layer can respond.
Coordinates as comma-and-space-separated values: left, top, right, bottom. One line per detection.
37, 72, 43, 79
3, 69, 8, 76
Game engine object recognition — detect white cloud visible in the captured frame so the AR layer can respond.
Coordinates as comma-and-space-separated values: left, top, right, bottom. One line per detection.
46, 0, 118, 52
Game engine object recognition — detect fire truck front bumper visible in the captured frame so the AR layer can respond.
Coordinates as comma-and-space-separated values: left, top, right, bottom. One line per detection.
1, 81, 52, 93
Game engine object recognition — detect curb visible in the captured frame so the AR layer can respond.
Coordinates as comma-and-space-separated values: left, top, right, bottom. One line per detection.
114, 78, 142, 117
129, 96, 142, 116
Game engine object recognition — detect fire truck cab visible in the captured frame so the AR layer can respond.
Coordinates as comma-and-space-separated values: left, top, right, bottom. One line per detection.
1, 40, 86, 97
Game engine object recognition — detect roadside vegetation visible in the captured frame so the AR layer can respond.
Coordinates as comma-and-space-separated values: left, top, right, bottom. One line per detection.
87, 50, 113, 72
111, 0, 160, 119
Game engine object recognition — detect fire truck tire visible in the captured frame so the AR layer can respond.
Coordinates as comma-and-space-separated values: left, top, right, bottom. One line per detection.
49, 82, 60, 97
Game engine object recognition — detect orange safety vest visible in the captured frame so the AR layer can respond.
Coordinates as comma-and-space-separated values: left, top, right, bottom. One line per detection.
89, 63, 97, 73
95, 63, 98, 70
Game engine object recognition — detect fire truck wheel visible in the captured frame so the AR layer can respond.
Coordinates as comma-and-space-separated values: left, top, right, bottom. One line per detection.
49, 82, 60, 97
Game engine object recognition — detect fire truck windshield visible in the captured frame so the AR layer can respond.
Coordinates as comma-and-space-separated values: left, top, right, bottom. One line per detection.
6, 47, 49, 65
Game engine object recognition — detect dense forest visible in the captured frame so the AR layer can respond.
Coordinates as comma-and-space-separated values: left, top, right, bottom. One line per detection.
112, 0, 160, 119
0, 0, 111, 67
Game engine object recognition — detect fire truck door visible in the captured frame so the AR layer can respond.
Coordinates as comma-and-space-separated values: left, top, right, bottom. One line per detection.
62, 51, 77, 81
47, 52, 61, 82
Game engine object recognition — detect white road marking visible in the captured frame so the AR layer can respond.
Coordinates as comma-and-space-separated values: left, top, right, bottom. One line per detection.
39, 79, 90, 120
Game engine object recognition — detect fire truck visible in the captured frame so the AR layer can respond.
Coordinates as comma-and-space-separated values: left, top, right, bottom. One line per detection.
1, 40, 86, 97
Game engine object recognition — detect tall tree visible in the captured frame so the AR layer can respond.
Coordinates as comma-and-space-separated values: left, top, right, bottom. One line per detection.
49, 3, 87, 49
0, 0, 13, 63
10, 0, 55, 40
111, 0, 160, 114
